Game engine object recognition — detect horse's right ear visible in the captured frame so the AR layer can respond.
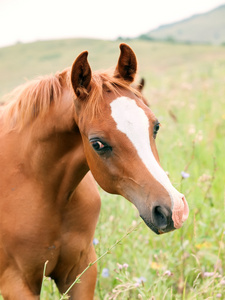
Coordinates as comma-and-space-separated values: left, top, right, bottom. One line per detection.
71, 51, 92, 100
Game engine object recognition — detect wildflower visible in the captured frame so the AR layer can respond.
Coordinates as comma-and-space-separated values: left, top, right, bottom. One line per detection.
151, 261, 162, 270
134, 282, 140, 287
220, 279, 225, 285
203, 272, 214, 278
196, 241, 212, 249
137, 276, 147, 284
93, 238, 99, 245
102, 268, 109, 278
163, 270, 173, 277
216, 294, 222, 298
117, 263, 129, 270
181, 171, 190, 179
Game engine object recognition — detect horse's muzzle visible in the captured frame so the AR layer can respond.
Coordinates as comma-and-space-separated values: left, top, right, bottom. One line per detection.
140, 205, 175, 235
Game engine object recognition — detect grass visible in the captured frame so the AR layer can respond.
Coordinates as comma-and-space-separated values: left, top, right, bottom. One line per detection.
0, 39, 225, 299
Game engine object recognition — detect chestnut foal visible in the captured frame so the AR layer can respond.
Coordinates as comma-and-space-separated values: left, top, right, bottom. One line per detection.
0, 44, 188, 299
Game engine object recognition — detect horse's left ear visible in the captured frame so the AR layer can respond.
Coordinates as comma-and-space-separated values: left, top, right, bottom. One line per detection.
71, 51, 92, 100
114, 43, 137, 83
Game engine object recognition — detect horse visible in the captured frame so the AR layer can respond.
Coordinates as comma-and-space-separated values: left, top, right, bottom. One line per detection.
0, 44, 189, 299
133, 77, 149, 106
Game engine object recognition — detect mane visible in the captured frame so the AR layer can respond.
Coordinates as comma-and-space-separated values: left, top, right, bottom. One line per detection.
1, 67, 141, 131
2, 73, 62, 131
84, 70, 142, 119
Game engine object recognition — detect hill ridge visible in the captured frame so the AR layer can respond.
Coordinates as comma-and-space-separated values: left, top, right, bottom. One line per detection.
142, 4, 225, 44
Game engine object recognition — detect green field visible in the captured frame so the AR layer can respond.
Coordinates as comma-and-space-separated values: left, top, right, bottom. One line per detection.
0, 39, 225, 299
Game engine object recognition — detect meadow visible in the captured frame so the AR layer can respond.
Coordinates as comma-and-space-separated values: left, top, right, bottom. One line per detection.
0, 39, 225, 299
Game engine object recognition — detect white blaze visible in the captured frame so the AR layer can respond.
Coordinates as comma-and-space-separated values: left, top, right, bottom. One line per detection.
110, 96, 183, 210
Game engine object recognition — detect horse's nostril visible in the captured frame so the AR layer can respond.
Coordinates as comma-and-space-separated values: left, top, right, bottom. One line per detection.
152, 206, 169, 230
141, 206, 174, 234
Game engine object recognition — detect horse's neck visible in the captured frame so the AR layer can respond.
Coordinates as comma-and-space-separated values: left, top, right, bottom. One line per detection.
17, 97, 88, 203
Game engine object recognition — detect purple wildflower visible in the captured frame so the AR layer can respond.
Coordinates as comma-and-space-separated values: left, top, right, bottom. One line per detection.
134, 282, 140, 287
220, 279, 225, 285
163, 270, 173, 276
123, 263, 129, 269
93, 238, 99, 245
181, 171, 190, 179
102, 268, 109, 278
203, 272, 214, 278
117, 263, 129, 270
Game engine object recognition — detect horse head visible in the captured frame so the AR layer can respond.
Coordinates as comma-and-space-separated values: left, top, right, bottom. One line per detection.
70, 44, 189, 235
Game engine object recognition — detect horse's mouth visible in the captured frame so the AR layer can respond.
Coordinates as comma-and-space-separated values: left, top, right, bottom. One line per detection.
140, 215, 175, 235
140, 216, 162, 235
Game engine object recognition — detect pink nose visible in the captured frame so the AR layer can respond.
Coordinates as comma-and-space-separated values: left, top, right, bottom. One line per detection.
172, 196, 189, 229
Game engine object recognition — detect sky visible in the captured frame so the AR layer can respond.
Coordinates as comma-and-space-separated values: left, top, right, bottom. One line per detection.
0, 0, 225, 48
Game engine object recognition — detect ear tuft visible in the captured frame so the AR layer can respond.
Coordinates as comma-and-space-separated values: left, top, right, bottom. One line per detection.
114, 43, 137, 83
71, 51, 92, 100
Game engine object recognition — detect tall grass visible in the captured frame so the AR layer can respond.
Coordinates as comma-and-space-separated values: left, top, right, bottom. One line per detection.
0, 39, 224, 299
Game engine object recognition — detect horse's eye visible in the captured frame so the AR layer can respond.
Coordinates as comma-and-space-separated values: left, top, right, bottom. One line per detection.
91, 141, 105, 151
153, 122, 160, 138
90, 139, 112, 154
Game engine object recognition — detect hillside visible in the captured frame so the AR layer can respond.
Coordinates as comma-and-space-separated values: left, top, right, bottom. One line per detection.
1, 38, 225, 98
142, 4, 225, 44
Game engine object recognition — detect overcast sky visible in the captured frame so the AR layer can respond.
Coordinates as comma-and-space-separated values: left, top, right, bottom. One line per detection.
0, 0, 224, 48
